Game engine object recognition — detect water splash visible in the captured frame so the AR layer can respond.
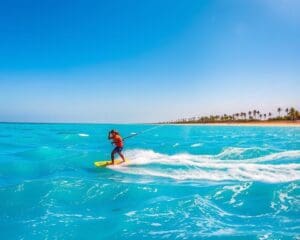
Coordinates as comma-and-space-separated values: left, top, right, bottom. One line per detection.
111, 149, 300, 183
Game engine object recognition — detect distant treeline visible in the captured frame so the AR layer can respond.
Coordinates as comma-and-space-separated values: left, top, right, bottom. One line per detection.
164, 107, 300, 124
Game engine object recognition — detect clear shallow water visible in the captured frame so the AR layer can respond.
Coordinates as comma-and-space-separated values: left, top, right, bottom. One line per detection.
0, 123, 299, 240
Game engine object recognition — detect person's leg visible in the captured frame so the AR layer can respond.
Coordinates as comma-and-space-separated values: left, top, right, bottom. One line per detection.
111, 147, 117, 164
117, 147, 125, 162
118, 152, 125, 162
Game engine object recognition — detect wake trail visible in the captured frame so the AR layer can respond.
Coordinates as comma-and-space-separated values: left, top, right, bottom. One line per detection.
110, 149, 300, 183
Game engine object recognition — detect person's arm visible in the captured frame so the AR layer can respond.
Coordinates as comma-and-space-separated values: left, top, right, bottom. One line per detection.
108, 131, 112, 140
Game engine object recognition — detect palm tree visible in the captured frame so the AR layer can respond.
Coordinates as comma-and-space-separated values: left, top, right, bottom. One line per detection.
259, 114, 262, 120
264, 113, 267, 120
289, 107, 296, 121
296, 110, 300, 120
277, 107, 282, 117
253, 110, 258, 120
240, 112, 244, 120
248, 111, 252, 120
257, 110, 260, 117
268, 112, 272, 119
285, 108, 289, 116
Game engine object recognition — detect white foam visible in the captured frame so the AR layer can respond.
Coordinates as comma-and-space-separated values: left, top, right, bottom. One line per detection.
191, 143, 203, 148
151, 223, 162, 227
258, 233, 272, 240
209, 228, 236, 236
78, 133, 89, 137
215, 147, 300, 162
271, 182, 298, 212
222, 182, 252, 206
125, 211, 136, 217
216, 147, 246, 158
114, 149, 300, 183
254, 150, 300, 162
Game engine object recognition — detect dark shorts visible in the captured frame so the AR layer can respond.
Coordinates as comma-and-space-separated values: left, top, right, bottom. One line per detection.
112, 146, 123, 153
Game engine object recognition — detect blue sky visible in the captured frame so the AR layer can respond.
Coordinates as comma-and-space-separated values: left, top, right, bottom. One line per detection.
0, 0, 299, 123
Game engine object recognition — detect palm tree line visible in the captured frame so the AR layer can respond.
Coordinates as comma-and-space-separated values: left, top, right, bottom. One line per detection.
166, 107, 300, 124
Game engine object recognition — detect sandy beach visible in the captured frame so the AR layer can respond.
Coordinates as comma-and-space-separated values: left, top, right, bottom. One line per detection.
166, 121, 300, 127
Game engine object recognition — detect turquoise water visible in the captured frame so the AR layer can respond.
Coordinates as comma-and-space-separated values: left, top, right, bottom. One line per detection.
0, 123, 299, 239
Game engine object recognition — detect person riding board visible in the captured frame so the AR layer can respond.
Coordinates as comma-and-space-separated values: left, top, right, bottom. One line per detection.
108, 130, 125, 164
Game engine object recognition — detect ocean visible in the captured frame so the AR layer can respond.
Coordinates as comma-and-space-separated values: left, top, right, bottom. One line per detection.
0, 123, 299, 239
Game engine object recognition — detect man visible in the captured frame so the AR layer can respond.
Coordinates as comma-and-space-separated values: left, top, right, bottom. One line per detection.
108, 130, 125, 164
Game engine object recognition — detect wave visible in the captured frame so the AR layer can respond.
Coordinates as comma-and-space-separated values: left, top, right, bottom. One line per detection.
78, 133, 89, 137
110, 149, 300, 183
190, 143, 203, 148
216, 147, 271, 160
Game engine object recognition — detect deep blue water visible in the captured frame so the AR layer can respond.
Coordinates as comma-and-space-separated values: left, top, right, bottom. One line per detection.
0, 123, 299, 239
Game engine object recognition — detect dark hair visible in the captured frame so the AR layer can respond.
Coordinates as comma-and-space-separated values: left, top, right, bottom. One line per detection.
110, 129, 119, 135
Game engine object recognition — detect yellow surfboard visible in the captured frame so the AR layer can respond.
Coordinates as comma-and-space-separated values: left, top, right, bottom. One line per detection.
94, 159, 129, 167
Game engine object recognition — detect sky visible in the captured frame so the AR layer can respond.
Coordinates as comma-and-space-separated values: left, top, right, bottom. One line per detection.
0, 0, 299, 123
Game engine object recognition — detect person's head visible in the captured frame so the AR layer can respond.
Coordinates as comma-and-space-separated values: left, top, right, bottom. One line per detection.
110, 129, 119, 136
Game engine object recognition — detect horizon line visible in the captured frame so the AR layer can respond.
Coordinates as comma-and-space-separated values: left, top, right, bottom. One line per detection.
0, 121, 156, 125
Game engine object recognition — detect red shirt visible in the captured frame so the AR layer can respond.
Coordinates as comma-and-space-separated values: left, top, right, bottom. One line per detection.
112, 135, 123, 147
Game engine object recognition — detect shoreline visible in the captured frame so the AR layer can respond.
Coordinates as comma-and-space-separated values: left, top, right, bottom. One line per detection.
1, 121, 299, 127
163, 121, 300, 127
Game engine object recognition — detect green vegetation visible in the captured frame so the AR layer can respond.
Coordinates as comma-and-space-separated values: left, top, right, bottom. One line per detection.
166, 107, 300, 124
